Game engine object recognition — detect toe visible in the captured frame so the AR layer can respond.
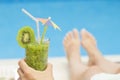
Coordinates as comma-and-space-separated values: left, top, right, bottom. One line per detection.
85, 30, 96, 46
73, 29, 79, 39
63, 31, 73, 48
81, 29, 87, 40
63, 37, 66, 46
66, 32, 73, 40
81, 29, 96, 46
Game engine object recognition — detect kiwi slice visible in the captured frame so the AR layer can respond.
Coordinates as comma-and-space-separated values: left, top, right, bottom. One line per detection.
17, 26, 35, 48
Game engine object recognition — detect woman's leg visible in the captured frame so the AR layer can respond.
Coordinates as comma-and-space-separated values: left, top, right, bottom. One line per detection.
81, 29, 104, 66
81, 29, 120, 73
63, 29, 88, 80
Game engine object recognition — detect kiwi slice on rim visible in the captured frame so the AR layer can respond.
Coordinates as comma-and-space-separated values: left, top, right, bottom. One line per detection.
17, 26, 35, 48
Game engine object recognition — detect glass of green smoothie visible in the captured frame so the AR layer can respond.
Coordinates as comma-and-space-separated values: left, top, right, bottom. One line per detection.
17, 8, 61, 71
25, 39, 49, 71
17, 26, 50, 71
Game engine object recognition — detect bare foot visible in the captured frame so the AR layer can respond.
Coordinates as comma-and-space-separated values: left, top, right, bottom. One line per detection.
81, 29, 120, 73
81, 29, 103, 66
63, 29, 81, 62
63, 29, 88, 80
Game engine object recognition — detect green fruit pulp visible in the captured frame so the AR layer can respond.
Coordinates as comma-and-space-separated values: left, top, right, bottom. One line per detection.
23, 32, 30, 43
17, 26, 35, 48
25, 41, 49, 71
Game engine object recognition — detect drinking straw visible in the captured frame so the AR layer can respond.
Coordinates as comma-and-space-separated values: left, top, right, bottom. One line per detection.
40, 17, 51, 44
40, 25, 48, 44
22, 8, 36, 21
22, 8, 40, 42
36, 21, 40, 42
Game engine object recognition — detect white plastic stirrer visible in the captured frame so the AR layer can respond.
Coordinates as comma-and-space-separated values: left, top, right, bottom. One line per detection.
22, 8, 40, 42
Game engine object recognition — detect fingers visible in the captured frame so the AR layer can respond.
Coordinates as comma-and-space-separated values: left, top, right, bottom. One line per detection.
18, 59, 53, 80
17, 68, 24, 77
17, 68, 24, 80
18, 59, 30, 73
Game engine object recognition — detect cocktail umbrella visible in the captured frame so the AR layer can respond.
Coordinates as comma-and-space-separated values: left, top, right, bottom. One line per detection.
22, 8, 61, 44
37, 17, 61, 43
37, 18, 48, 25
37, 17, 61, 31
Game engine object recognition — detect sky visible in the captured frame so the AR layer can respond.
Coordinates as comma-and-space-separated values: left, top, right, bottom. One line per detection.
0, 1, 120, 59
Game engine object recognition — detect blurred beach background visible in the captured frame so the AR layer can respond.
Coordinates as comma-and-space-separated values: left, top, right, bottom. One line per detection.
0, 0, 120, 80
0, 0, 120, 59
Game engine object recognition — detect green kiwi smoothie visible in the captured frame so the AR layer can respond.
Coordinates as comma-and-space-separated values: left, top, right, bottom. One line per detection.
17, 26, 50, 71
17, 11, 61, 70
25, 40, 49, 71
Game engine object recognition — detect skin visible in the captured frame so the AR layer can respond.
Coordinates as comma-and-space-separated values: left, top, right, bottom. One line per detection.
17, 60, 53, 80
63, 28, 120, 80
17, 28, 120, 80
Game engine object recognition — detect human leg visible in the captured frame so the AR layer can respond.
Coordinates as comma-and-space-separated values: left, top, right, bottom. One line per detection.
63, 29, 88, 80
81, 29, 120, 73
